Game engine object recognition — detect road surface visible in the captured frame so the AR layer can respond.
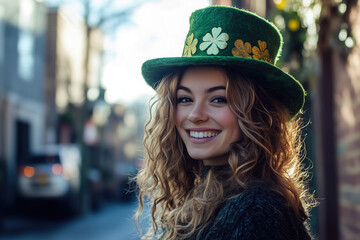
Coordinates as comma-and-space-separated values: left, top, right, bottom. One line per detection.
0, 200, 150, 240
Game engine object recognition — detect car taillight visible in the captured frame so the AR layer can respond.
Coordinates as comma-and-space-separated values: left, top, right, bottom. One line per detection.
23, 166, 35, 178
52, 163, 63, 175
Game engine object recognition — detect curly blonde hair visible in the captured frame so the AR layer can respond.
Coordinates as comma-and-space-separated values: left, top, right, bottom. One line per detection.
136, 67, 316, 240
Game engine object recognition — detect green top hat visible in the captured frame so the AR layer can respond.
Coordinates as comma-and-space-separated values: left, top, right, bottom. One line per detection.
142, 6, 305, 118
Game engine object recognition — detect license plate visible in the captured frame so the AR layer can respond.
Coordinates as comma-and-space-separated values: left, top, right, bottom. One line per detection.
35, 176, 48, 185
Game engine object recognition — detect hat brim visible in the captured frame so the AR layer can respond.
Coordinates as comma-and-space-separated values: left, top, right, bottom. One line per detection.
142, 56, 305, 118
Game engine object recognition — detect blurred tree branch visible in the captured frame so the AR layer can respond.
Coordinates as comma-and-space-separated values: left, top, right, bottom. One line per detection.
80, 0, 157, 30
79, 0, 158, 105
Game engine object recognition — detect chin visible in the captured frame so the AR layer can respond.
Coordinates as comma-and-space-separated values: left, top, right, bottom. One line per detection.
188, 153, 208, 160
188, 151, 228, 162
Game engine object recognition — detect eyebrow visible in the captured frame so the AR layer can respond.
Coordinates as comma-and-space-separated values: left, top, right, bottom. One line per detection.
177, 85, 226, 93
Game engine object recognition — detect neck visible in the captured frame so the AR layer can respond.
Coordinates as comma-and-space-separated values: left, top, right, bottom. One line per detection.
203, 154, 229, 166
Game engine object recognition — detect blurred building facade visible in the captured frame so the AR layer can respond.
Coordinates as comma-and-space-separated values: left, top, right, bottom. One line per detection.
45, 6, 104, 145
316, 1, 360, 240
0, 0, 47, 208
45, 6, 109, 211
334, 12, 360, 238
0, 1, 106, 213
332, 32, 360, 239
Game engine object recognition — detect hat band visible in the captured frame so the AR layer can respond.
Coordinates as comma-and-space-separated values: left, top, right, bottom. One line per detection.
182, 27, 273, 64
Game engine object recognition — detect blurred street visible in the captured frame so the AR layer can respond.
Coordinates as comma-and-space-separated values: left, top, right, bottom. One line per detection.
0, 199, 145, 240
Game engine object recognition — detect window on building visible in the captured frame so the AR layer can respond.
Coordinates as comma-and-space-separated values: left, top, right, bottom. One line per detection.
18, 0, 35, 82
0, 5, 4, 64
17, 30, 34, 82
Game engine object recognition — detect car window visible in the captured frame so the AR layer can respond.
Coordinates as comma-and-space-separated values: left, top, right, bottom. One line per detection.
26, 155, 61, 164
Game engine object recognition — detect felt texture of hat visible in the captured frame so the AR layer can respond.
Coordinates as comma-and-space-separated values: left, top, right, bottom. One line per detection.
141, 6, 305, 117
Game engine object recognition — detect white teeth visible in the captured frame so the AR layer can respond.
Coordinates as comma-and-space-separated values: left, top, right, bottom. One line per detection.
190, 131, 219, 138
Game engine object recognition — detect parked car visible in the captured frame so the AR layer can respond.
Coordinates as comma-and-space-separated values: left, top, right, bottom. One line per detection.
17, 144, 82, 216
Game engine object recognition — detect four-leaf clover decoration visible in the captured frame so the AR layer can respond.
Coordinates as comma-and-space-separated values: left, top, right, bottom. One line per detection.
183, 33, 198, 57
252, 40, 271, 63
180, 27, 272, 64
232, 40, 252, 58
199, 27, 229, 55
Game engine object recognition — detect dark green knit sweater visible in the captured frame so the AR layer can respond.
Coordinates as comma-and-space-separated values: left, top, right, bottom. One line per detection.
186, 184, 312, 240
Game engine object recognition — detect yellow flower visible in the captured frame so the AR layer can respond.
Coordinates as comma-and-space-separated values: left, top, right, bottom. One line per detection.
274, 0, 286, 10
232, 40, 252, 58
288, 18, 300, 32
252, 40, 271, 63
183, 33, 198, 57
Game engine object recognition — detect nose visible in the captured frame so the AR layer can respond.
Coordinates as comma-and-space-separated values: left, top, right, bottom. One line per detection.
187, 102, 209, 123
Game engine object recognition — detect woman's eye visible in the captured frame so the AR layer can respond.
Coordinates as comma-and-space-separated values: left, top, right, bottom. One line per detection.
212, 97, 227, 103
176, 97, 192, 104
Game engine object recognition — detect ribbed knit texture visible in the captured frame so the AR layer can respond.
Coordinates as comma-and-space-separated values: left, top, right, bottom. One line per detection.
185, 184, 312, 240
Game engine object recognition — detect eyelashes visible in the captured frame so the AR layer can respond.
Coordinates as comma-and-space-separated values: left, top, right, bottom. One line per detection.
176, 96, 192, 104
176, 96, 227, 104
212, 96, 227, 103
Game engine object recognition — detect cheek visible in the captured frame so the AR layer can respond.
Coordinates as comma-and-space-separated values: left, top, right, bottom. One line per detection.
217, 110, 241, 135
175, 107, 187, 127
175, 109, 188, 143
217, 109, 238, 126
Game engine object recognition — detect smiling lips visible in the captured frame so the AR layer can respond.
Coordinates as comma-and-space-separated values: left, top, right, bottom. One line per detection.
189, 130, 221, 139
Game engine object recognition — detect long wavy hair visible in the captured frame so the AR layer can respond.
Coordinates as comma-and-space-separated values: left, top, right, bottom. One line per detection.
136, 66, 316, 240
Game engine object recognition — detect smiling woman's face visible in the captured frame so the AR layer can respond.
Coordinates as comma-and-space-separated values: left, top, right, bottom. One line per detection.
175, 67, 241, 166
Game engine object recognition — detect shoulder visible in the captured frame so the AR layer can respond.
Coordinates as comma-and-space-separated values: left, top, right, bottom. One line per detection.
218, 184, 293, 227
226, 183, 287, 214
200, 184, 311, 240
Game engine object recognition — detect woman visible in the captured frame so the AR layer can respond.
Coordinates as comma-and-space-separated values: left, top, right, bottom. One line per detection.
136, 6, 316, 240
